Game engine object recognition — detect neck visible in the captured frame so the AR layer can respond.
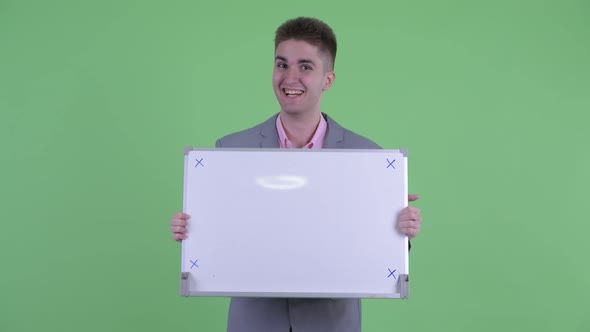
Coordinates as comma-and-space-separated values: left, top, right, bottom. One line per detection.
279, 110, 322, 148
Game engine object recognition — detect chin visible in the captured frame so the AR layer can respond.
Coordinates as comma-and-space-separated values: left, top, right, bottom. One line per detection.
280, 107, 306, 115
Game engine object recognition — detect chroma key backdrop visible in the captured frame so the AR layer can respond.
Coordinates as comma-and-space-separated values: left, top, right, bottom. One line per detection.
1, 1, 589, 331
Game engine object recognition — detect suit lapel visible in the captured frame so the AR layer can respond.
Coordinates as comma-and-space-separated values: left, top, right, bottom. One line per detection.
323, 113, 345, 149
258, 114, 281, 148
256, 112, 346, 149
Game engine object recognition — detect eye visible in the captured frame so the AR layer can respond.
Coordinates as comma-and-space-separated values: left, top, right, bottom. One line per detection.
277, 62, 287, 69
301, 64, 312, 70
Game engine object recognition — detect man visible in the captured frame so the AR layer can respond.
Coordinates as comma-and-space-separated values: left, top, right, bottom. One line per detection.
170, 17, 423, 332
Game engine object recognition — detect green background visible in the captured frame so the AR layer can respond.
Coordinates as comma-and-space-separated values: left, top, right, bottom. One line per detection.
1, 0, 589, 331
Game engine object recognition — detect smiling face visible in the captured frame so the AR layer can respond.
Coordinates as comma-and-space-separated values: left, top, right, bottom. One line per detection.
273, 39, 336, 117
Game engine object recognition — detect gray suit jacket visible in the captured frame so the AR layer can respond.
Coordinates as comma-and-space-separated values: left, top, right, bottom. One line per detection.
215, 113, 380, 332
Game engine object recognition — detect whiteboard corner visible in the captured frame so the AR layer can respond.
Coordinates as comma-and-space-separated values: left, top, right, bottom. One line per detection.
398, 274, 410, 299
400, 148, 408, 157
184, 147, 195, 155
180, 272, 190, 297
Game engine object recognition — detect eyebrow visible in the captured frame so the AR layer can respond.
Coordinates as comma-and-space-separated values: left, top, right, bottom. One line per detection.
275, 56, 315, 65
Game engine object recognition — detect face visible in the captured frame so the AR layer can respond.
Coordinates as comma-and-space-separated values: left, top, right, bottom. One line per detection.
273, 39, 336, 116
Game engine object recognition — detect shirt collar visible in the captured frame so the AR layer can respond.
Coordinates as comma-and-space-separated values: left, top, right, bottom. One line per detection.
276, 113, 327, 149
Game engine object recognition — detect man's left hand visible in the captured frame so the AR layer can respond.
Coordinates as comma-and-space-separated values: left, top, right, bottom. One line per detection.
399, 194, 423, 239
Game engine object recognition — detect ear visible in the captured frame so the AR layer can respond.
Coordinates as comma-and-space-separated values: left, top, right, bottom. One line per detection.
322, 71, 336, 91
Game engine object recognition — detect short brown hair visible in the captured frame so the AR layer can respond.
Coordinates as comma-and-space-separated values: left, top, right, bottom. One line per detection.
274, 17, 337, 70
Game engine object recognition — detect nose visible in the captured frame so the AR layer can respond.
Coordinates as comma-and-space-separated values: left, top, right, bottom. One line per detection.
285, 67, 299, 83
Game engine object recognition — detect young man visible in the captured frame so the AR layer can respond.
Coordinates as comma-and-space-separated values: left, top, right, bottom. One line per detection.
170, 17, 423, 332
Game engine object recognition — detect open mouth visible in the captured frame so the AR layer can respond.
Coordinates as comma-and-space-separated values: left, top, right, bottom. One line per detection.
283, 88, 304, 97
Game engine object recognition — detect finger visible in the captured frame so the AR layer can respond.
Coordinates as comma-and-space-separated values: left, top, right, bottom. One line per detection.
173, 212, 191, 220
170, 226, 187, 233
408, 194, 420, 202
399, 215, 423, 227
399, 223, 420, 236
400, 215, 423, 226
174, 233, 188, 242
400, 206, 421, 214
399, 220, 416, 228
400, 214, 422, 224
399, 221, 422, 231
399, 206, 421, 219
403, 228, 418, 239
171, 218, 188, 227
400, 227, 420, 236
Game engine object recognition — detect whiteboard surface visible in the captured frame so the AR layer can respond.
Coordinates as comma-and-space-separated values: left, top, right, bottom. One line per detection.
181, 148, 408, 298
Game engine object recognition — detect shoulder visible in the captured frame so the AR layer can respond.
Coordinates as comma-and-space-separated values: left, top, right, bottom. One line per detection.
215, 114, 277, 148
324, 113, 382, 149
341, 128, 382, 149
215, 125, 261, 148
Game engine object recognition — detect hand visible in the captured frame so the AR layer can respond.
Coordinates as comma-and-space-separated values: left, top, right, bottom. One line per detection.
170, 212, 190, 242
399, 194, 422, 239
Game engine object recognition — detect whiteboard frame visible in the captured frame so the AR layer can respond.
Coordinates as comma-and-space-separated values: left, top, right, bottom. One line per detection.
180, 148, 409, 299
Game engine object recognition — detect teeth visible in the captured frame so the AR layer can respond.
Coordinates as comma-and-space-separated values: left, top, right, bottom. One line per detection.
284, 89, 303, 95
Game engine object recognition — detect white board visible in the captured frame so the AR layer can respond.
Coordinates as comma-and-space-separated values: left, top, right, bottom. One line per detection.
181, 148, 409, 298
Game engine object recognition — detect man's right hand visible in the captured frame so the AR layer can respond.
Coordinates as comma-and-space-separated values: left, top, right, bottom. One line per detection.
170, 212, 190, 242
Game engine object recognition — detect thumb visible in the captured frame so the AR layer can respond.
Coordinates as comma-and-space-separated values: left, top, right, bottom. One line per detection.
408, 194, 420, 202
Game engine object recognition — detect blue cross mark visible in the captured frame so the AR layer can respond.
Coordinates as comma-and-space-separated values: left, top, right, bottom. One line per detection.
386, 159, 396, 169
195, 158, 204, 168
387, 268, 397, 279
190, 259, 199, 269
